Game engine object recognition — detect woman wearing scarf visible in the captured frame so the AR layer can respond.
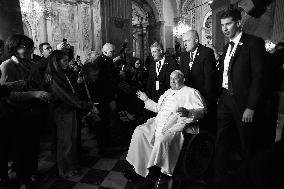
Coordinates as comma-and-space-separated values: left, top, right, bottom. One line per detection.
0, 34, 50, 189
45, 50, 93, 179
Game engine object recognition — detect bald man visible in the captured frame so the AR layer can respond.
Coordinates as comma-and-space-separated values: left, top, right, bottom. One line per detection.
180, 30, 218, 135
90, 43, 119, 157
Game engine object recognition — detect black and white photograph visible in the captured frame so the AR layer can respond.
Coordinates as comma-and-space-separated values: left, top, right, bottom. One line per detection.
0, 0, 283, 189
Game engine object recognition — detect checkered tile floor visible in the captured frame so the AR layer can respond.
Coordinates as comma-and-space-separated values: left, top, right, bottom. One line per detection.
35, 122, 143, 189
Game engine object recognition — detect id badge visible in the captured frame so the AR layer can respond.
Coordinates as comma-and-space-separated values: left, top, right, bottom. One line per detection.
156, 81, 159, 91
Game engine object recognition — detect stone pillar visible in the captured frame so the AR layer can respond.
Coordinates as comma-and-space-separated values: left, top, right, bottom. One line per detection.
148, 21, 165, 47
0, 0, 23, 40
272, 0, 284, 43
38, 16, 48, 44
210, 0, 231, 53
91, 0, 102, 54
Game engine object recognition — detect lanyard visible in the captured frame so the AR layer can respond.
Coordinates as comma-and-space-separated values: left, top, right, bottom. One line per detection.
156, 60, 163, 76
83, 76, 92, 102
189, 48, 198, 70
65, 74, 76, 94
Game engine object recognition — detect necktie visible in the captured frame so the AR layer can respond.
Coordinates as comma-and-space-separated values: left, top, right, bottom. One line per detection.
156, 60, 161, 78
190, 52, 193, 61
228, 41, 235, 55
157, 60, 161, 71
228, 41, 235, 94
189, 52, 194, 70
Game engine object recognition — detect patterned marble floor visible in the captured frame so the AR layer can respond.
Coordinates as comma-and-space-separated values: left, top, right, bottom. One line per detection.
32, 111, 143, 189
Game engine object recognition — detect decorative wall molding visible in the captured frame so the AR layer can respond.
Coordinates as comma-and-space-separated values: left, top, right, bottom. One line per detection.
78, 2, 92, 60
19, 0, 101, 61
180, 0, 212, 45
152, 0, 163, 21
91, 0, 101, 58
201, 10, 212, 45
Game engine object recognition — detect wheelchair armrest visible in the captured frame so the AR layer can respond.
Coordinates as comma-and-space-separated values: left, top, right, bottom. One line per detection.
183, 120, 200, 135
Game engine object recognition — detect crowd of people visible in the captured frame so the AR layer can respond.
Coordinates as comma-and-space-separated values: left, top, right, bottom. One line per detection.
0, 7, 284, 189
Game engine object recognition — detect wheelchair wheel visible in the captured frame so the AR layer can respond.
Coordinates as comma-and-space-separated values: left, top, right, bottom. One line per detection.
182, 131, 215, 178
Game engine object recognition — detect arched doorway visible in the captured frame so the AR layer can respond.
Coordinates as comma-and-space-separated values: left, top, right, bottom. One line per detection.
202, 11, 213, 45
23, 21, 33, 39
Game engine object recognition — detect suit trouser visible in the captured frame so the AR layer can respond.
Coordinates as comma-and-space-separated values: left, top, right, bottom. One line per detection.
214, 91, 258, 189
94, 102, 114, 150
200, 105, 217, 136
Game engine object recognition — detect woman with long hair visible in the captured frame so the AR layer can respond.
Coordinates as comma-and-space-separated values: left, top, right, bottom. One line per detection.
45, 50, 92, 179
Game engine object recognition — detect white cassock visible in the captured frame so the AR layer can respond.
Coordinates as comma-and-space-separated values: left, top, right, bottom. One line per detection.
126, 86, 205, 177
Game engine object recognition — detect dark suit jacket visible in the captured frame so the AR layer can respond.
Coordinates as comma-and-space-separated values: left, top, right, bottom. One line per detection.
93, 54, 118, 103
180, 44, 218, 108
219, 32, 267, 112
146, 56, 177, 100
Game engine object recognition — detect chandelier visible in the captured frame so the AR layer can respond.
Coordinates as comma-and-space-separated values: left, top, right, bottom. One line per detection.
173, 19, 191, 38
265, 40, 276, 53
173, 0, 214, 38
20, 0, 44, 21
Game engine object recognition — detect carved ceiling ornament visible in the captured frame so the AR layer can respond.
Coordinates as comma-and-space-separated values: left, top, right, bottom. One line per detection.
20, 0, 46, 50
152, 0, 163, 21
182, 0, 195, 16
51, 1, 77, 42
132, 1, 149, 27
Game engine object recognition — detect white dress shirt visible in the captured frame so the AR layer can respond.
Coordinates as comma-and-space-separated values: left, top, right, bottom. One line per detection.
156, 56, 165, 77
189, 46, 199, 70
222, 32, 243, 89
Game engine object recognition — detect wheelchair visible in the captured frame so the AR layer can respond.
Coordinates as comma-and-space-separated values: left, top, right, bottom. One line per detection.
169, 121, 215, 189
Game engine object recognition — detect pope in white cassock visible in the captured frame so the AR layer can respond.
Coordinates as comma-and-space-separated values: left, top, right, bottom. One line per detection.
126, 70, 206, 189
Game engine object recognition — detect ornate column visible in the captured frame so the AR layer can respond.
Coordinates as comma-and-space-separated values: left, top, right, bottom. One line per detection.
91, 0, 102, 56
148, 21, 165, 46
0, 0, 23, 40
38, 15, 48, 43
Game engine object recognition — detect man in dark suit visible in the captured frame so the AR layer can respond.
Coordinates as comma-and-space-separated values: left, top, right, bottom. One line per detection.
90, 43, 119, 157
214, 8, 268, 189
180, 30, 218, 135
146, 42, 177, 102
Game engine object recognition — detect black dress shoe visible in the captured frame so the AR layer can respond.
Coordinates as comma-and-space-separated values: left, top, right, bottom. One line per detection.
154, 174, 172, 189
136, 166, 161, 189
